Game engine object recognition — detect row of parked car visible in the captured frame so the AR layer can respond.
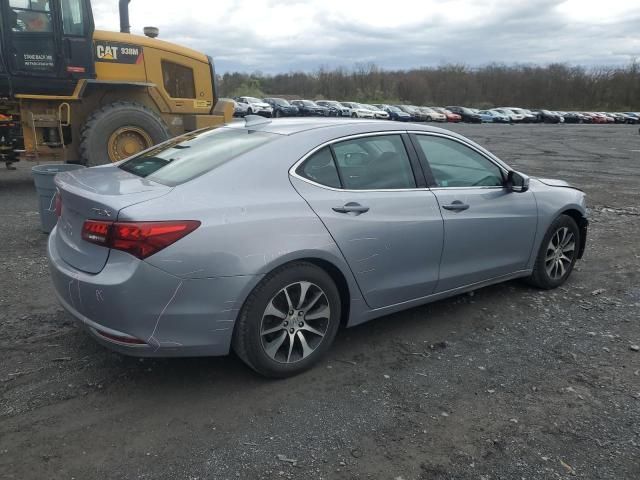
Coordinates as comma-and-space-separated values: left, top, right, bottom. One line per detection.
446, 107, 640, 124
224, 97, 640, 125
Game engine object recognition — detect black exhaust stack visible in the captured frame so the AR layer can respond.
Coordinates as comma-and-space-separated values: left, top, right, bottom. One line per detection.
119, 0, 131, 33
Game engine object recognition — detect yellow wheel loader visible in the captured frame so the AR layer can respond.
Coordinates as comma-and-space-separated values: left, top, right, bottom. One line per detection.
0, 0, 233, 167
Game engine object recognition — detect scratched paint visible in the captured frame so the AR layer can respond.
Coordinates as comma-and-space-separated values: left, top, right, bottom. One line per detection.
147, 281, 183, 350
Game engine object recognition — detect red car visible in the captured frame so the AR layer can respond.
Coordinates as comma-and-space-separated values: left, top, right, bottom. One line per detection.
433, 107, 462, 123
583, 113, 608, 124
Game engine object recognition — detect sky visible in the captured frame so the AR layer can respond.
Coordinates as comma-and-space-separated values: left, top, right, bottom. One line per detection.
91, 0, 640, 74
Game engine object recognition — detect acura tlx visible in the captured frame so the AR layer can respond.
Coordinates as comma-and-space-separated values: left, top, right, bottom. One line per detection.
48, 116, 588, 377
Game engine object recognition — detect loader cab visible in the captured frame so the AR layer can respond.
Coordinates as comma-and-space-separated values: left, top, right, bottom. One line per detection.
0, 0, 95, 96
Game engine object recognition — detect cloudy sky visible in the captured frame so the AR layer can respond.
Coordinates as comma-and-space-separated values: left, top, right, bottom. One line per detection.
92, 0, 640, 73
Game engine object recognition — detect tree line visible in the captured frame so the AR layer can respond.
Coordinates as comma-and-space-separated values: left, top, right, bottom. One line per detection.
218, 61, 640, 111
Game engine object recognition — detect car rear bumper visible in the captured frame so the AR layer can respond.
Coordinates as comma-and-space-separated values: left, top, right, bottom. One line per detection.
47, 227, 261, 357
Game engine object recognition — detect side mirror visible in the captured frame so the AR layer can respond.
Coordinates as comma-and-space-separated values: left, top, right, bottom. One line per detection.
507, 171, 530, 193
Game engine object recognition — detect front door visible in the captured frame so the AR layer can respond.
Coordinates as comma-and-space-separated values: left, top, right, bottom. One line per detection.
0, 0, 93, 95
411, 133, 538, 292
291, 133, 444, 309
59, 0, 94, 79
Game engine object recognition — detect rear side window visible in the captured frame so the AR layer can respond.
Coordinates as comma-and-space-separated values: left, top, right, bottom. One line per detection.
297, 147, 341, 189
119, 128, 278, 186
162, 61, 195, 99
332, 135, 416, 190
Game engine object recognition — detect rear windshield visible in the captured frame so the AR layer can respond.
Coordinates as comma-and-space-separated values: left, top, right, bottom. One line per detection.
118, 128, 278, 186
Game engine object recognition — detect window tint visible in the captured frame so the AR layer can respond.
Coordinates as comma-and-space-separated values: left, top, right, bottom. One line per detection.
297, 147, 341, 189
61, 0, 85, 35
162, 61, 196, 99
332, 135, 416, 190
416, 136, 504, 188
119, 128, 278, 186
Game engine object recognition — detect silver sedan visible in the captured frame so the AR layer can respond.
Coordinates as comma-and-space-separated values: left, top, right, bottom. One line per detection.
47, 117, 588, 377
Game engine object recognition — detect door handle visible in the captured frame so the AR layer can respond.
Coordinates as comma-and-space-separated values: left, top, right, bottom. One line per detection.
442, 201, 470, 212
332, 202, 370, 215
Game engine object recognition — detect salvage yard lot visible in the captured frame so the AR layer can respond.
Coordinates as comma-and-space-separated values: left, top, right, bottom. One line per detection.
1, 124, 639, 479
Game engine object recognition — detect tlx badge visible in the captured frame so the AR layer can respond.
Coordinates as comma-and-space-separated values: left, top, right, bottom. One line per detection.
91, 207, 112, 217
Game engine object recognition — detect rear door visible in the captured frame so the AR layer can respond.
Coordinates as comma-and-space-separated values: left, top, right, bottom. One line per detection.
290, 133, 444, 309
411, 133, 538, 292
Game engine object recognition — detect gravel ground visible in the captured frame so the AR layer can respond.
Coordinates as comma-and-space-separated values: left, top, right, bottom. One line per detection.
0, 124, 639, 480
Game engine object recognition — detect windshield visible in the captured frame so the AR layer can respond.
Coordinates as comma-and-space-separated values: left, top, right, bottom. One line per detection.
302, 100, 317, 107
245, 97, 262, 103
119, 128, 278, 186
388, 106, 401, 112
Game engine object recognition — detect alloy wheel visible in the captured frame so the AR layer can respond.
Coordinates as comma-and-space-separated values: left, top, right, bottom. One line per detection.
260, 281, 331, 363
545, 227, 575, 280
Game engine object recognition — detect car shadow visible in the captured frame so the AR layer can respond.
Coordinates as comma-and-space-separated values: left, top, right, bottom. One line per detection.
82, 279, 536, 396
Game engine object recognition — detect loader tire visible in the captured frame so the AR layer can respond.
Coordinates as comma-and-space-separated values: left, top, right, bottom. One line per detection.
79, 102, 170, 166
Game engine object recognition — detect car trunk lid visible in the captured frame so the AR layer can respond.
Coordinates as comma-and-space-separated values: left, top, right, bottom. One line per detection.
54, 166, 172, 273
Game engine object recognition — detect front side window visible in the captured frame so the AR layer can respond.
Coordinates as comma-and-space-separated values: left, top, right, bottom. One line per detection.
161, 61, 195, 99
332, 135, 416, 190
9, 0, 52, 32
61, 0, 85, 36
415, 135, 504, 188
119, 128, 278, 186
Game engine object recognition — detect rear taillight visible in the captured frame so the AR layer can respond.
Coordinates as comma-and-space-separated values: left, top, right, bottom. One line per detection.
54, 191, 62, 218
82, 220, 200, 259
82, 220, 111, 245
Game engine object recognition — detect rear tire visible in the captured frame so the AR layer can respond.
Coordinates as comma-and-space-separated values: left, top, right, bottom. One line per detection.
79, 102, 170, 166
526, 215, 580, 289
232, 262, 341, 378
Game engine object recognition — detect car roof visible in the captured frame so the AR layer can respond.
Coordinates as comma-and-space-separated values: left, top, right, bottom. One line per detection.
225, 117, 457, 136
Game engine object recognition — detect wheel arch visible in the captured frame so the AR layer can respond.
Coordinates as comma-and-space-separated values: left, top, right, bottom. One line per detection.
237, 250, 365, 329
298, 257, 352, 328
559, 208, 588, 259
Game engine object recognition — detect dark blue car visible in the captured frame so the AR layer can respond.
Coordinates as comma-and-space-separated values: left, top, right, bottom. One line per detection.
263, 98, 299, 118
290, 100, 330, 117
374, 104, 411, 121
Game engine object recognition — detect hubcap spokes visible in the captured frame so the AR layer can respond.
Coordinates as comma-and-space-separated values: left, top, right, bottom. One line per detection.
545, 227, 575, 280
260, 281, 331, 363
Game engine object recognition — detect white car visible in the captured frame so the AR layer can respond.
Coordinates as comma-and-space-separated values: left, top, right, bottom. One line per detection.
362, 104, 390, 120
340, 102, 375, 119
220, 98, 249, 117
494, 108, 525, 122
235, 96, 274, 117
419, 107, 446, 122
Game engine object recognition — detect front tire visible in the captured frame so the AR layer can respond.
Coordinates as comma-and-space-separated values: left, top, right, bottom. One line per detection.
527, 215, 580, 289
79, 102, 170, 166
232, 262, 341, 378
